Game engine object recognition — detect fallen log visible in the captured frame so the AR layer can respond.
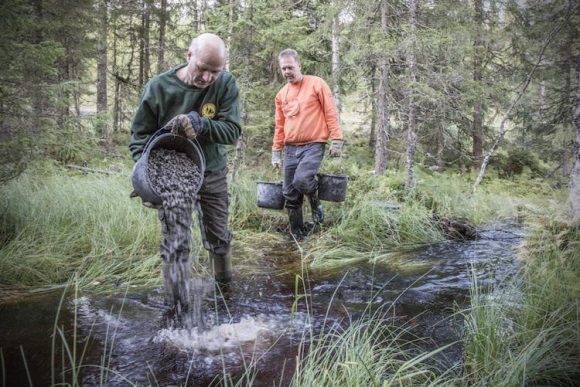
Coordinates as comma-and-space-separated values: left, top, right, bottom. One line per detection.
65, 164, 118, 175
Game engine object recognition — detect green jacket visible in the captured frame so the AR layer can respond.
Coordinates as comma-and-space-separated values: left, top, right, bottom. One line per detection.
129, 64, 241, 172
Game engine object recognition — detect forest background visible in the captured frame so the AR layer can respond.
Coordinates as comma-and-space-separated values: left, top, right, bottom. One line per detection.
0, 0, 579, 212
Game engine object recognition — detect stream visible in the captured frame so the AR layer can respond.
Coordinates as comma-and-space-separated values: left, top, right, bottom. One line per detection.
0, 223, 525, 386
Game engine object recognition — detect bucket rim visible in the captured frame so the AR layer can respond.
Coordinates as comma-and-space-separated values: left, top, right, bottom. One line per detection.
147, 133, 206, 170
132, 131, 206, 204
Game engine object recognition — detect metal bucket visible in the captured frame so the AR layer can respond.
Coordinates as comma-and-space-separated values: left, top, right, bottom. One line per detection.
131, 130, 206, 205
256, 181, 285, 210
317, 173, 348, 202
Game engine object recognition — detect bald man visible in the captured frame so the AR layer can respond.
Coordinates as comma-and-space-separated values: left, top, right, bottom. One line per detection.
130, 33, 241, 284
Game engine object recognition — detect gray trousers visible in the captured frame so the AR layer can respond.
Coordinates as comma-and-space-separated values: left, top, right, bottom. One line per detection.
283, 143, 325, 209
159, 167, 231, 257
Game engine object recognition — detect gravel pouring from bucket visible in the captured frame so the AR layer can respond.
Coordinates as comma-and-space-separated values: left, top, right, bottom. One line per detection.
131, 130, 206, 206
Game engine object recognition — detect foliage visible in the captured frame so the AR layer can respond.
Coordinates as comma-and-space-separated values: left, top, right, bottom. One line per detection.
0, 0, 576, 184
0, 0, 98, 179
488, 147, 546, 178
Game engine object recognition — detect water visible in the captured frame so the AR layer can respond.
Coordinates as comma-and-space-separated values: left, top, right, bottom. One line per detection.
0, 223, 525, 386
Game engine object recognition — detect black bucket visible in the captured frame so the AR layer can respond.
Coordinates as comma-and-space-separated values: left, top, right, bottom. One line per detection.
256, 181, 285, 210
317, 173, 348, 202
131, 131, 206, 205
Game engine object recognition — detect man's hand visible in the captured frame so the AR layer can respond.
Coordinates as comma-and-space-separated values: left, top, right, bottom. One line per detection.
271, 151, 282, 169
329, 139, 343, 158
166, 111, 202, 140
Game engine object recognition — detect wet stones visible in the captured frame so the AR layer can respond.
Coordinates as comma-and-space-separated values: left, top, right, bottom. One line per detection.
147, 148, 203, 313
148, 148, 203, 210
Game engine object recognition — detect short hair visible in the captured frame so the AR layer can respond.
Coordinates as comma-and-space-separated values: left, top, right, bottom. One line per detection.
278, 48, 300, 64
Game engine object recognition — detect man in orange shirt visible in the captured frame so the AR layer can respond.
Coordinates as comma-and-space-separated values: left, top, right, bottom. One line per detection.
272, 48, 343, 240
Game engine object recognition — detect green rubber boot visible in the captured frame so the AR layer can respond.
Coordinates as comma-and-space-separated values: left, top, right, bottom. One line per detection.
308, 192, 324, 224
288, 207, 305, 241
210, 250, 232, 284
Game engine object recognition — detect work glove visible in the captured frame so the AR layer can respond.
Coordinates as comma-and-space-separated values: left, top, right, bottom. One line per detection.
165, 111, 202, 140
271, 151, 282, 169
329, 139, 344, 158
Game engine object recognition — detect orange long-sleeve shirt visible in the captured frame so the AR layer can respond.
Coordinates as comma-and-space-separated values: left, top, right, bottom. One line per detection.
273, 75, 342, 151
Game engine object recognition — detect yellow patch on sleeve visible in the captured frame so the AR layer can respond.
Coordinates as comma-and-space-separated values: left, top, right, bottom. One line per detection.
201, 103, 217, 119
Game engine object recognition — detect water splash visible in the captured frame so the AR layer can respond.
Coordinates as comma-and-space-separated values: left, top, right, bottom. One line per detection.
154, 315, 275, 353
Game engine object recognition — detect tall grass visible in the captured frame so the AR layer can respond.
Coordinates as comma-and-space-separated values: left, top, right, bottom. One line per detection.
303, 169, 533, 269
290, 306, 458, 387
0, 169, 161, 289
289, 244, 456, 387
1, 165, 547, 288
416, 172, 519, 224
461, 217, 580, 386
4, 162, 575, 385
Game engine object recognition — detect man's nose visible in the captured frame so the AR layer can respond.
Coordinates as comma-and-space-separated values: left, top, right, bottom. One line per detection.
202, 71, 213, 82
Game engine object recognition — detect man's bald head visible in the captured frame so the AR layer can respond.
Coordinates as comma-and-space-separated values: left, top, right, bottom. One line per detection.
190, 33, 226, 64
180, 33, 227, 88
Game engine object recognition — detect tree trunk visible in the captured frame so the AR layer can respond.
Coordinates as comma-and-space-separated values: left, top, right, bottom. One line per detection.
97, 0, 111, 147
472, 0, 484, 173
192, 0, 203, 33
568, 57, 580, 225
225, 0, 236, 71
112, 13, 120, 133
157, 0, 167, 74
97, 0, 108, 114
374, 0, 389, 176
57, 56, 71, 125
369, 65, 377, 149
436, 124, 444, 171
562, 14, 574, 177
331, 15, 341, 113
404, 0, 418, 190
30, 0, 45, 135
139, 0, 151, 89
227, 0, 243, 183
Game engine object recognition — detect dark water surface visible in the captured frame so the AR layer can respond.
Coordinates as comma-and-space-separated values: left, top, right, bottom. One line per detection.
0, 223, 524, 386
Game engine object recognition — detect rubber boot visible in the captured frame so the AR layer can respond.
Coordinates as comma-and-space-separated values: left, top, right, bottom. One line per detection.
288, 207, 305, 241
210, 250, 232, 284
308, 192, 324, 224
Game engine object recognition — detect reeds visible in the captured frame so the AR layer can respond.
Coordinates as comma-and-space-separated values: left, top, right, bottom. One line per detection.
0, 166, 543, 289
290, 311, 455, 387
0, 170, 161, 290
461, 218, 580, 386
